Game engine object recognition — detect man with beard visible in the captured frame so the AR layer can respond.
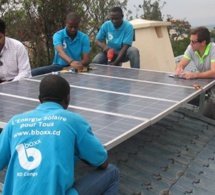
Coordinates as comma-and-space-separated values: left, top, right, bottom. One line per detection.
0, 19, 31, 83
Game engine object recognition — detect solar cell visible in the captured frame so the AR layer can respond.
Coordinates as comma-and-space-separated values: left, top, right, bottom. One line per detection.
0, 64, 214, 149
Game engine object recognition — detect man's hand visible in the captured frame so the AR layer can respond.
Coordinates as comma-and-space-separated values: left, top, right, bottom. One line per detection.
64, 61, 83, 71
102, 45, 110, 53
175, 67, 185, 77
181, 72, 198, 79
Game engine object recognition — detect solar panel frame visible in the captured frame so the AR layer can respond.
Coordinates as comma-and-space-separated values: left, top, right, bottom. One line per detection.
0, 64, 214, 150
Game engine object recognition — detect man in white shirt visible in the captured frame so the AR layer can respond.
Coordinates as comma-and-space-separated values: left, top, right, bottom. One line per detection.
0, 19, 31, 83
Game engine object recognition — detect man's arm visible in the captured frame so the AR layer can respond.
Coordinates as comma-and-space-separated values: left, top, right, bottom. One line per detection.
55, 45, 83, 71
0, 126, 11, 170
80, 53, 90, 67
75, 117, 108, 169
183, 61, 215, 79
13, 44, 31, 81
98, 158, 109, 169
175, 56, 190, 76
81, 157, 109, 170
95, 39, 109, 53
110, 44, 130, 65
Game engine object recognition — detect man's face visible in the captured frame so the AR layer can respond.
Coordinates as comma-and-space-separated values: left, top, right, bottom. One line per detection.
110, 11, 123, 29
190, 34, 204, 51
0, 32, 5, 50
66, 19, 80, 37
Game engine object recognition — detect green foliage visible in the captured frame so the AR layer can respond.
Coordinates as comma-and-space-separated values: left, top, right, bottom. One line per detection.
0, 0, 127, 67
167, 16, 191, 41
0, 0, 194, 66
210, 28, 215, 42
171, 37, 190, 57
166, 16, 191, 56
139, 0, 166, 21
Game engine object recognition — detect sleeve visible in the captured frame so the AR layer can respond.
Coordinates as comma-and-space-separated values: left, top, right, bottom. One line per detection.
13, 43, 31, 81
123, 22, 134, 46
75, 116, 107, 167
96, 23, 107, 41
211, 44, 215, 63
0, 123, 11, 170
184, 45, 192, 61
53, 31, 63, 48
82, 34, 91, 53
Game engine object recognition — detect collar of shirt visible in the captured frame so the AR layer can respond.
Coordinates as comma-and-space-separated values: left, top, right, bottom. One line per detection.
110, 20, 125, 31
195, 43, 211, 58
37, 102, 64, 111
0, 37, 9, 53
63, 27, 80, 42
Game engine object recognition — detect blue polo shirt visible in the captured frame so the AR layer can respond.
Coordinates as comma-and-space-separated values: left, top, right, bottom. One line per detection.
96, 20, 134, 51
53, 28, 90, 66
0, 102, 107, 195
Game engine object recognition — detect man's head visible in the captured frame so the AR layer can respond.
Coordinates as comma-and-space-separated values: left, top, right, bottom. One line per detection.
190, 26, 210, 51
39, 75, 70, 109
0, 19, 6, 51
110, 7, 124, 29
65, 12, 80, 37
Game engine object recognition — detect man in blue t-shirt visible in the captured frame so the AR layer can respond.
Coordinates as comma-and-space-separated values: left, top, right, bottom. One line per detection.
31, 12, 90, 76
0, 75, 119, 195
92, 7, 140, 69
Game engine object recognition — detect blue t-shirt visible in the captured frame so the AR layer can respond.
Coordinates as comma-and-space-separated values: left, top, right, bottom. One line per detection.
0, 102, 107, 195
96, 20, 134, 51
53, 28, 90, 66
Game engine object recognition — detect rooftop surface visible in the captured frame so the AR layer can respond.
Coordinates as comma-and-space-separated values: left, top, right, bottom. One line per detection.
2, 105, 214, 194
1, 61, 214, 194
76, 106, 215, 195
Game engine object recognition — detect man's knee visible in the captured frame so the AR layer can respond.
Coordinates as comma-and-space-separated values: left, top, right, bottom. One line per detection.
107, 164, 120, 182
126, 47, 140, 68
92, 53, 106, 64
127, 47, 139, 56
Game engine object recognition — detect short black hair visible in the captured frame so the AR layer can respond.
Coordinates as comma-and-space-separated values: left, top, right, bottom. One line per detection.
66, 12, 80, 21
0, 19, 6, 34
39, 75, 70, 103
110, 7, 123, 15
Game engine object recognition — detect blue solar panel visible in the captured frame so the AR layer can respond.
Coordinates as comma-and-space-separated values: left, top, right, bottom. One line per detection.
0, 64, 214, 149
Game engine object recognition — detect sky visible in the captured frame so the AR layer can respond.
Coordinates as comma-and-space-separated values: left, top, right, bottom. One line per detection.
126, 0, 215, 27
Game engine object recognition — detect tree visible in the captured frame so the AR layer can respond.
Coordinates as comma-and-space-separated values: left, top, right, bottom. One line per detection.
0, 0, 128, 67
166, 15, 191, 56
167, 15, 191, 41
139, 0, 166, 21
210, 27, 215, 42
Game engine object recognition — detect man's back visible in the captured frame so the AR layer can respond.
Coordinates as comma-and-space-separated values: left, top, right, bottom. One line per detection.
0, 102, 107, 195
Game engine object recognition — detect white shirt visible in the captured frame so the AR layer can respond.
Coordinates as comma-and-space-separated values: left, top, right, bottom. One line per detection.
0, 37, 31, 81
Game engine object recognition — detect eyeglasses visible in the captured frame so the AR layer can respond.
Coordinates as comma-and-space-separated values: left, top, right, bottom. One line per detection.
190, 40, 199, 44
0, 54, 2, 66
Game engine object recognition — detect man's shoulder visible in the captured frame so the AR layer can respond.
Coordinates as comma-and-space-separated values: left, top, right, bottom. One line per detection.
210, 42, 215, 48
53, 28, 65, 37
102, 20, 112, 27
123, 20, 133, 28
77, 30, 88, 38
5, 37, 24, 47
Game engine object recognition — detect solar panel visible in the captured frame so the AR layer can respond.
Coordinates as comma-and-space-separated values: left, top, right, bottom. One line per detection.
0, 64, 214, 150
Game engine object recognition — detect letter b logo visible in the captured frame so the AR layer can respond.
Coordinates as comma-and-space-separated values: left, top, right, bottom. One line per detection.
16, 144, 42, 170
